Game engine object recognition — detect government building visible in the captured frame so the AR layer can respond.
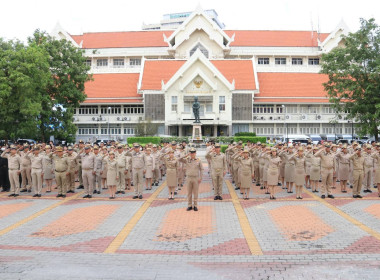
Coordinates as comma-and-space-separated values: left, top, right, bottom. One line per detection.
51, 6, 353, 142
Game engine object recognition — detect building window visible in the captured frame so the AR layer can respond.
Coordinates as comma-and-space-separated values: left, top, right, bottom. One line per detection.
219, 96, 225, 111
130, 58, 141, 66
124, 105, 144, 114
258, 58, 270, 65
78, 106, 98, 115
252, 105, 274, 114
124, 128, 135, 135
100, 105, 121, 115
276, 106, 283, 114
322, 106, 335, 114
190, 43, 209, 58
171, 96, 177, 112
285, 106, 298, 114
113, 58, 124, 68
308, 58, 320, 65
86, 59, 92, 67
184, 103, 191, 113
275, 58, 286, 65
292, 58, 303, 65
206, 103, 212, 113
97, 59, 108, 67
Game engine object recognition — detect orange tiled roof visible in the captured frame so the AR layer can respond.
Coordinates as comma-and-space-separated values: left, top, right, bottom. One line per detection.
225, 30, 330, 47
71, 31, 173, 48
256, 73, 329, 100
254, 98, 329, 103
70, 30, 330, 49
83, 99, 142, 104
140, 60, 256, 90
85, 73, 140, 100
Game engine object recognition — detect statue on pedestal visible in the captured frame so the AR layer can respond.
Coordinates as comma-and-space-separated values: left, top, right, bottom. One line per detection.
192, 96, 201, 123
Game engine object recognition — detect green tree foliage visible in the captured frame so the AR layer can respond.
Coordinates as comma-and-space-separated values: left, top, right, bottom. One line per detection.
320, 18, 380, 140
0, 39, 50, 142
28, 30, 91, 142
135, 118, 159, 137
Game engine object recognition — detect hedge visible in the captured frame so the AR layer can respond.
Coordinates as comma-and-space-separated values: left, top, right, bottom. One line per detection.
160, 137, 190, 143
234, 132, 256, 137
126, 137, 161, 144
233, 136, 266, 143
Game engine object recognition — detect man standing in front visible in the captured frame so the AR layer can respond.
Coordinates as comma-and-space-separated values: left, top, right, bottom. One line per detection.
77, 144, 96, 198
350, 146, 365, 198
180, 147, 203, 211
127, 144, 145, 199
315, 143, 335, 199
1, 145, 21, 197
206, 143, 227, 200
51, 146, 69, 198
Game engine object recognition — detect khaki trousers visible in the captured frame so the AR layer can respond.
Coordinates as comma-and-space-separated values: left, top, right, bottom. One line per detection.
78, 165, 83, 185
321, 168, 333, 196
55, 171, 67, 195
9, 170, 20, 194
363, 167, 372, 189
67, 171, 76, 191
187, 176, 199, 207
133, 168, 144, 195
82, 169, 94, 196
21, 167, 32, 189
93, 171, 102, 192
153, 167, 160, 183
212, 170, 223, 196
31, 168, 42, 195
116, 169, 125, 192
254, 162, 260, 182
353, 169, 364, 196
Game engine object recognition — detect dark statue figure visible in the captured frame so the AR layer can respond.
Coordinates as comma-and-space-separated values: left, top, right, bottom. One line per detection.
192, 96, 201, 123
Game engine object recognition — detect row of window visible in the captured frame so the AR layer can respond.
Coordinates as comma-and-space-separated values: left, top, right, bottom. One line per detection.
257, 57, 319, 66
252, 105, 339, 114
171, 96, 226, 112
76, 105, 144, 115
78, 128, 135, 135
252, 125, 355, 135
87, 58, 142, 68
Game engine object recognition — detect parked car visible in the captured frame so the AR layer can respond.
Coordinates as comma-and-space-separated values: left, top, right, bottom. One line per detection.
281, 134, 311, 145
16, 139, 36, 145
307, 134, 322, 145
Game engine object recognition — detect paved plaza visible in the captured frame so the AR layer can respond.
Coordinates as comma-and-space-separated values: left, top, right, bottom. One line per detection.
0, 153, 380, 279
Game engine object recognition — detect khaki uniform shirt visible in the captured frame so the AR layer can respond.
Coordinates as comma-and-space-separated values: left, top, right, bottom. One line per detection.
205, 151, 227, 172
20, 150, 31, 168
180, 156, 203, 179
349, 153, 365, 170
52, 155, 69, 172
66, 152, 78, 172
128, 151, 145, 169
1, 152, 21, 170
29, 153, 44, 169
315, 150, 335, 169
78, 152, 96, 171
115, 151, 128, 170
363, 152, 374, 169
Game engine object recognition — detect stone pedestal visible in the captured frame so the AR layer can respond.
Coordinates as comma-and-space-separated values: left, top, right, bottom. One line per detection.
192, 124, 203, 144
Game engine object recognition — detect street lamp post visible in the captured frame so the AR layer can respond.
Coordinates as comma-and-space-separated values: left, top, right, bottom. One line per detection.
108, 107, 111, 140
282, 105, 286, 142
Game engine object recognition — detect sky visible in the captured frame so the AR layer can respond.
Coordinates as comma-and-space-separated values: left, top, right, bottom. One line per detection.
1, 0, 379, 42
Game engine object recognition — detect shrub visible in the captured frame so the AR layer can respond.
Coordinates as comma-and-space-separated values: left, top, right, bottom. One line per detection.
233, 136, 266, 143
234, 132, 256, 137
126, 137, 161, 144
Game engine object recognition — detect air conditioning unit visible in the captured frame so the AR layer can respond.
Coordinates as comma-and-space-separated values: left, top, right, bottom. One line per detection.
253, 116, 258, 120
278, 116, 281, 120
123, 117, 129, 121
316, 115, 322, 120
285, 115, 291, 120
260, 116, 264, 120
269, 116, 273, 120
117, 117, 121, 121
92, 117, 96, 121
301, 114, 307, 120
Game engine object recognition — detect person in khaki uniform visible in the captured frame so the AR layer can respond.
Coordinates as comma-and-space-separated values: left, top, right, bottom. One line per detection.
161, 149, 178, 200
42, 145, 54, 192
335, 145, 351, 193
363, 145, 374, 193
289, 147, 306, 199
315, 144, 335, 199
75, 140, 85, 189
127, 144, 146, 199
350, 146, 365, 198
20, 144, 32, 193
51, 146, 69, 198
264, 148, 282, 199
250, 143, 261, 186
308, 147, 321, 193
105, 151, 118, 199
151, 144, 161, 187
179, 147, 203, 211
115, 145, 128, 194
26, 147, 44, 197
144, 148, 155, 190
93, 146, 104, 194
371, 144, 380, 197
76, 145, 96, 198
66, 146, 78, 193
1, 145, 21, 197
236, 148, 255, 200
101, 147, 109, 190
206, 143, 227, 200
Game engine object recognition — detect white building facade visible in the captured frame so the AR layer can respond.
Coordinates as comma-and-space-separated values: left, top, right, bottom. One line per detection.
51, 6, 354, 142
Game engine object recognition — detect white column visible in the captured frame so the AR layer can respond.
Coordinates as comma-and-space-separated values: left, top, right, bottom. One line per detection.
214, 125, 217, 137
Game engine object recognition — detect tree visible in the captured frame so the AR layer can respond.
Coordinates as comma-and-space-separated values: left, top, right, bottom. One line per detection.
320, 18, 380, 140
135, 118, 159, 136
0, 39, 50, 143
28, 30, 91, 142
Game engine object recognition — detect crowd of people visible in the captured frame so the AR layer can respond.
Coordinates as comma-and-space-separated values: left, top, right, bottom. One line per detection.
1, 139, 379, 212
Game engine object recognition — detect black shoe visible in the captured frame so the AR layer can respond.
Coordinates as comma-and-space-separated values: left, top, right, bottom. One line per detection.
232, 181, 235, 184
57, 194, 62, 198
327, 195, 334, 199
214, 196, 218, 200
235, 187, 239, 190
115, 191, 120, 194
33, 194, 38, 197
121, 191, 125, 194
37, 194, 41, 197
67, 190, 73, 193
27, 189, 31, 193
186, 207, 193, 211
356, 195, 363, 198
193, 207, 198, 211
219, 196, 223, 200
374, 185, 378, 188
8, 194, 15, 197
139, 195, 143, 199
20, 189, 27, 192
87, 195, 92, 198
97, 191, 101, 194
93, 190, 97, 194
363, 190, 368, 193
321, 195, 326, 199
350, 185, 353, 189
277, 183, 282, 186
133, 196, 138, 199
256, 183, 260, 186
155, 183, 158, 186
367, 190, 372, 193
14, 194, 19, 197
353, 195, 357, 198
77, 185, 84, 189
82, 195, 89, 198
61, 195, 66, 198
299, 197, 303, 199
174, 192, 177, 195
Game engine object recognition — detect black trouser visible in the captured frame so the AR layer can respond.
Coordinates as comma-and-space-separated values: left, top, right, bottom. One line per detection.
0, 165, 10, 191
